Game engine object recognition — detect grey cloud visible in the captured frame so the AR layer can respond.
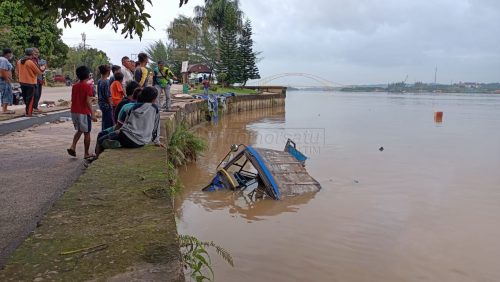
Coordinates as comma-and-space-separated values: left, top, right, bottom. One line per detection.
241, 0, 500, 84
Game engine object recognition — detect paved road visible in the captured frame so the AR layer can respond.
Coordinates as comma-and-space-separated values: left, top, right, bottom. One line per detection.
0, 120, 99, 267
9, 86, 72, 112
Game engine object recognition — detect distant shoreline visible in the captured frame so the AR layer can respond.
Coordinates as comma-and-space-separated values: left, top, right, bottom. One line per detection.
287, 87, 500, 94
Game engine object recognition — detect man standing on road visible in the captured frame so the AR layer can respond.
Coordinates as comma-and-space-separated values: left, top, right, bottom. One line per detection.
32, 47, 45, 113
153, 61, 177, 111
121, 56, 134, 87
16, 48, 44, 117
0, 48, 15, 114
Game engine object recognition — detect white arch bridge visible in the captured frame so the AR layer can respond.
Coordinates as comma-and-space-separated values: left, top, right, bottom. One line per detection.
257, 73, 348, 89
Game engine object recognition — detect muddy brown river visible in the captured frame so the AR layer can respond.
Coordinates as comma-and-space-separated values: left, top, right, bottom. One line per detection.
177, 91, 500, 281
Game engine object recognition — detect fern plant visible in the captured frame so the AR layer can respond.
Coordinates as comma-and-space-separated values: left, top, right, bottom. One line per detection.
168, 124, 207, 167
179, 235, 234, 281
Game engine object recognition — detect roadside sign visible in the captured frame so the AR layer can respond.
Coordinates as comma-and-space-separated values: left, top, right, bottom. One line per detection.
181, 61, 189, 73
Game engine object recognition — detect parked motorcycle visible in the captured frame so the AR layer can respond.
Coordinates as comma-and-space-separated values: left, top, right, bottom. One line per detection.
11, 83, 23, 105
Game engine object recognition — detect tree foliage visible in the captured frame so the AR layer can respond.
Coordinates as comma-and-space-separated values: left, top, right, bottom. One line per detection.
0, 0, 69, 68
237, 19, 260, 85
16, 0, 190, 39
168, 16, 200, 53
166, 15, 219, 75
219, 20, 239, 85
194, 0, 243, 40
62, 45, 110, 79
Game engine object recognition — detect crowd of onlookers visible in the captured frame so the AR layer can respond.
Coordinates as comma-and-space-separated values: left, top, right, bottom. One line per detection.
1, 47, 177, 160
68, 52, 178, 161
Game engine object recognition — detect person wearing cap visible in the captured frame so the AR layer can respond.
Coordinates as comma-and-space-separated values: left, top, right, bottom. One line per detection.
16, 48, 45, 117
0, 48, 15, 114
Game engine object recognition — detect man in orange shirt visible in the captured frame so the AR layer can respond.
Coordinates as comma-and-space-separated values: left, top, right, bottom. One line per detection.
16, 48, 44, 116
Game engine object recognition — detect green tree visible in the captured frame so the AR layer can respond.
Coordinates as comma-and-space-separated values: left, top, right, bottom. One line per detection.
167, 16, 200, 55
237, 19, 260, 85
0, 28, 19, 55
18, 0, 191, 39
62, 45, 110, 79
167, 15, 219, 73
218, 17, 239, 85
167, 16, 200, 76
194, 0, 243, 43
192, 27, 219, 72
0, 0, 69, 68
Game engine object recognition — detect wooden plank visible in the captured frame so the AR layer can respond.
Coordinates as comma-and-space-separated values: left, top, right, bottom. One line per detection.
253, 148, 321, 197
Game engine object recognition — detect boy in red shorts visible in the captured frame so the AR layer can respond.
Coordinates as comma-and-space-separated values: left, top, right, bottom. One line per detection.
67, 66, 97, 160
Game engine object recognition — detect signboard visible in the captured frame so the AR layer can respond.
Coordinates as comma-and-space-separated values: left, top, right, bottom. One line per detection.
181, 61, 189, 73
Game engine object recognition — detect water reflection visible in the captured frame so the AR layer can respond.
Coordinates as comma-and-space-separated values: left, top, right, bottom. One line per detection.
182, 189, 316, 221
177, 107, 319, 221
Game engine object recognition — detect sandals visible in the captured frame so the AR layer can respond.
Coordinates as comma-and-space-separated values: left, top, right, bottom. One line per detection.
67, 148, 76, 157
67, 149, 97, 163
84, 154, 98, 162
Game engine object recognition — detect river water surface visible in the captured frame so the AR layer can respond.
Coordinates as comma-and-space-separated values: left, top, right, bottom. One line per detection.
177, 91, 500, 282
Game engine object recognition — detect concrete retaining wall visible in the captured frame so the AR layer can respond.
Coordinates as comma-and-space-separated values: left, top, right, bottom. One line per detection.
164, 92, 286, 135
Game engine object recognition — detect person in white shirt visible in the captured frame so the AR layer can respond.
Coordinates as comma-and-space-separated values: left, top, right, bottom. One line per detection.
120, 56, 134, 87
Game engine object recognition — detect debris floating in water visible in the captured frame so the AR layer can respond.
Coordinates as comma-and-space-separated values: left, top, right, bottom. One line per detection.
434, 111, 444, 123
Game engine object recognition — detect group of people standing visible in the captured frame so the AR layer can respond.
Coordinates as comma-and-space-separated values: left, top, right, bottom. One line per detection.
0, 47, 46, 115
68, 52, 176, 160
95, 53, 177, 130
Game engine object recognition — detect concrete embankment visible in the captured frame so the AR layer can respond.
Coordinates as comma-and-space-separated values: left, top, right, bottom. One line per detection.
0, 89, 286, 281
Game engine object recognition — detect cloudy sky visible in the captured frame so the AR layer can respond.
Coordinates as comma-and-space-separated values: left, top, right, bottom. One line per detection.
61, 0, 500, 85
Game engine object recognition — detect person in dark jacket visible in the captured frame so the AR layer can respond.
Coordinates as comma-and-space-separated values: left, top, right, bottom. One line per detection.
97, 65, 114, 129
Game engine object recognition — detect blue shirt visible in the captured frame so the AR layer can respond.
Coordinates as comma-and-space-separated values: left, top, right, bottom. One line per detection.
117, 102, 137, 124
97, 79, 111, 105
0, 56, 13, 78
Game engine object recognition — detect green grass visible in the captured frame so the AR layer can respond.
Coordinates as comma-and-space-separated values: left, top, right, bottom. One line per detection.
190, 85, 259, 95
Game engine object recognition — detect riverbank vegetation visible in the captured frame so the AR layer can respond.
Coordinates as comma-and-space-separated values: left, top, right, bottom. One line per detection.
180, 235, 234, 281
168, 123, 207, 167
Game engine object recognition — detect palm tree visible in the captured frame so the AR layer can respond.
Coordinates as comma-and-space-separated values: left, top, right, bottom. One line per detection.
145, 40, 170, 67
